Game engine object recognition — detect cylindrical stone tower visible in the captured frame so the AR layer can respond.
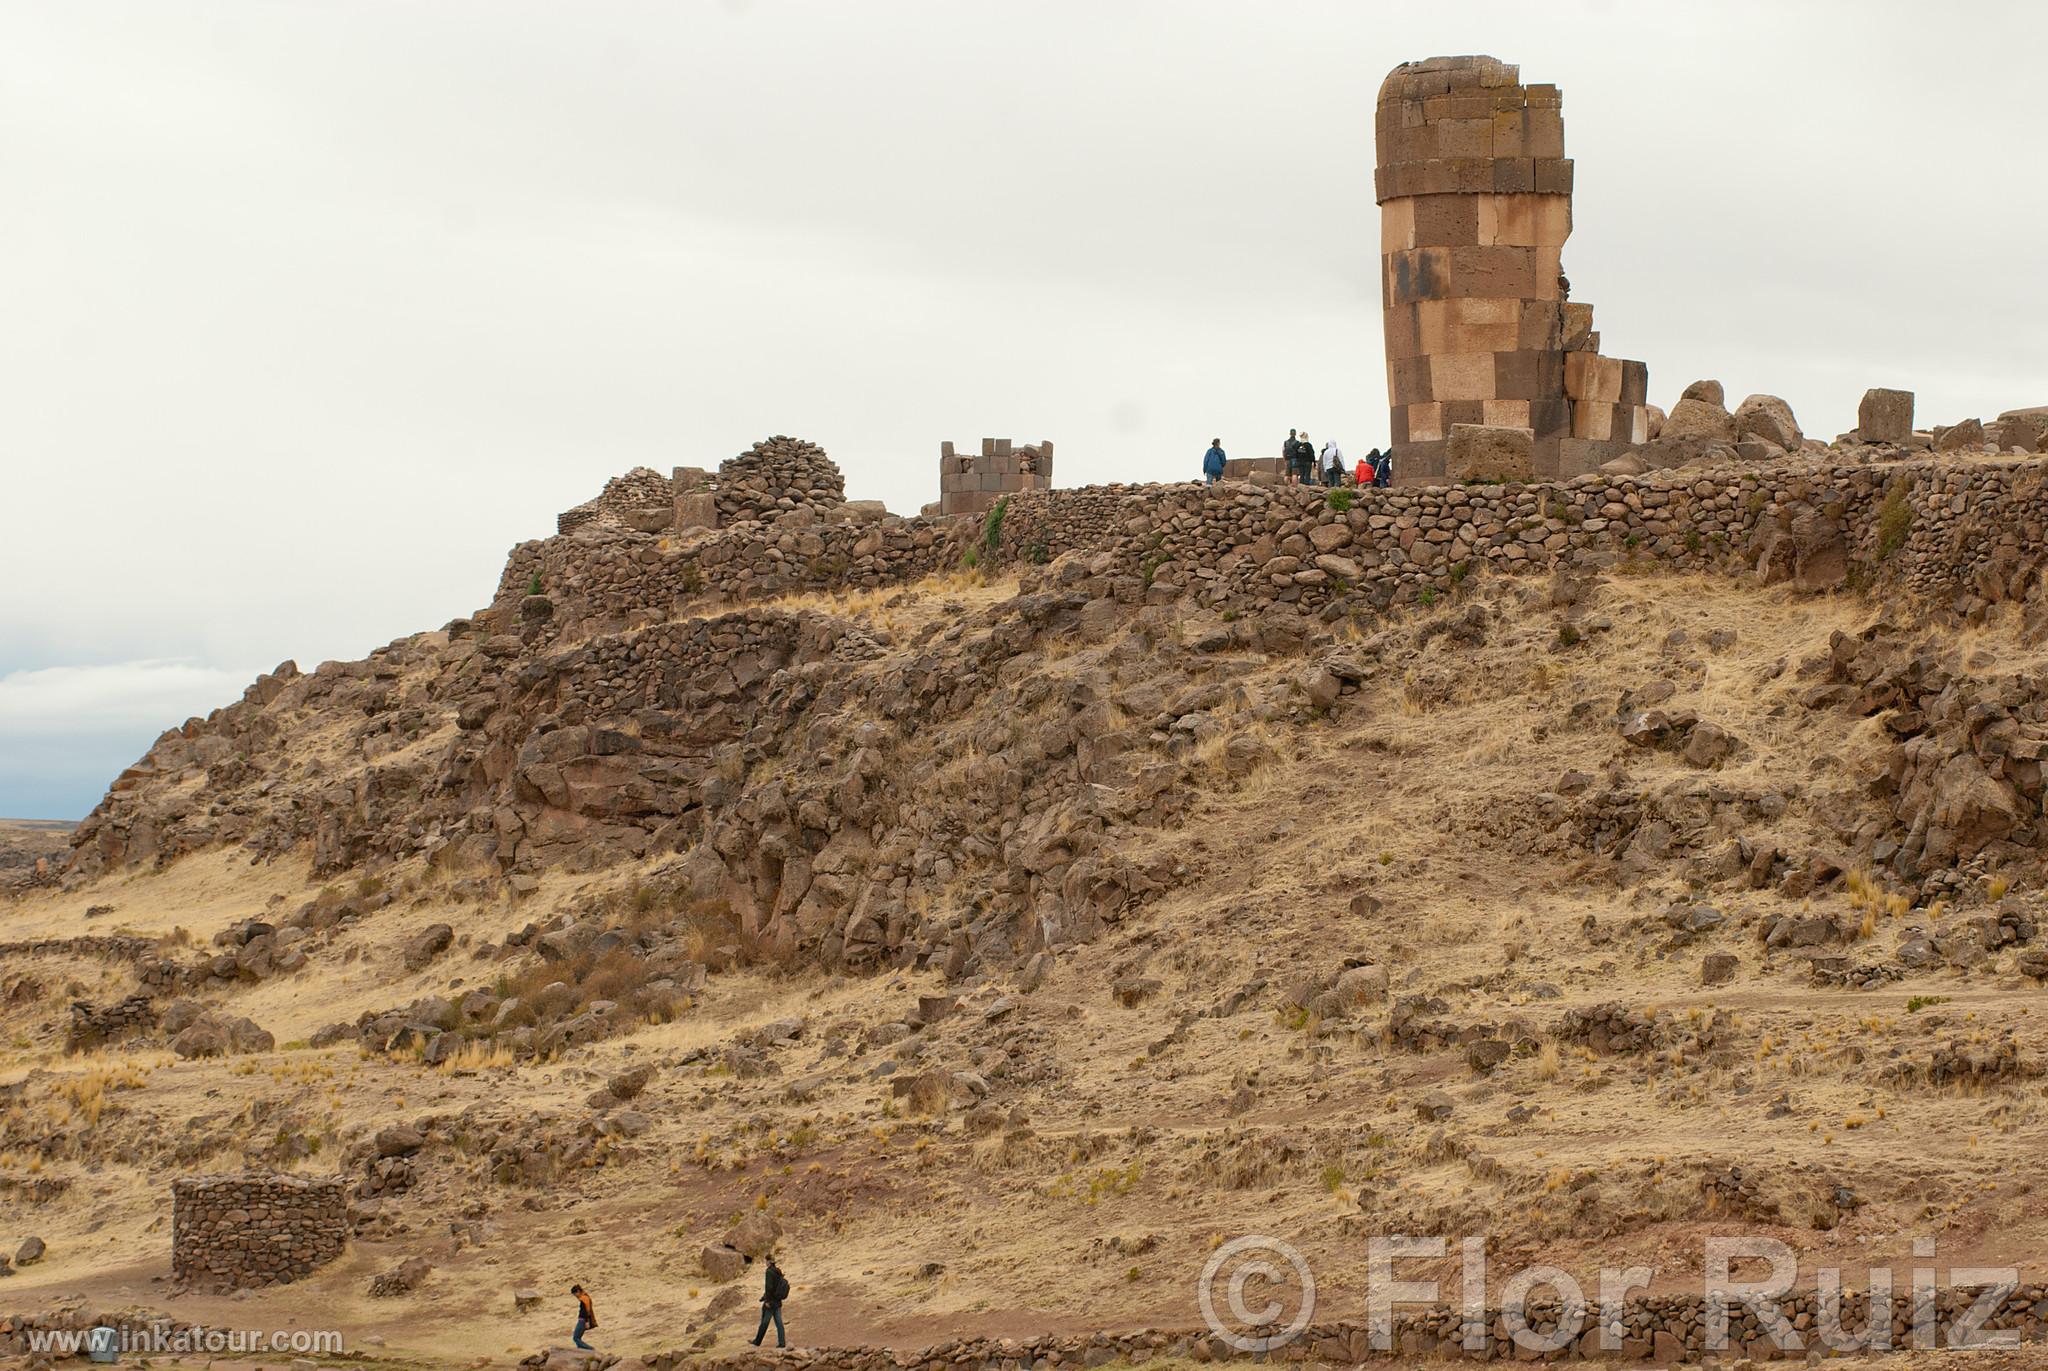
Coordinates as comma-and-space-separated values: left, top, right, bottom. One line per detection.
1375, 55, 1648, 482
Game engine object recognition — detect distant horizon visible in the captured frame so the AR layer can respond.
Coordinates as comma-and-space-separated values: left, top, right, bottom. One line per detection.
4, 0, 2043, 819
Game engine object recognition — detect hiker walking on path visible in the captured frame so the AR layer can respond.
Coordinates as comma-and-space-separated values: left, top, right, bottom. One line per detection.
752, 1255, 791, 1348
570, 1283, 598, 1350
1202, 438, 1226, 485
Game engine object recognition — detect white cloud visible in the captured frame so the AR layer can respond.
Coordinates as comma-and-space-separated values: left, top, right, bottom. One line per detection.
0, 660, 258, 733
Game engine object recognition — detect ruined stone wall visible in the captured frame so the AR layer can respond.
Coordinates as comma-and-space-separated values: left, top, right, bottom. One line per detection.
170, 1174, 348, 1290
938, 439, 1054, 517
655, 1282, 2048, 1371
714, 436, 846, 526
498, 454, 2048, 646
493, 512, 974, 646
1375, 55, 1650, 481
988, 456, 2048, 616
66, 995, 157, 1052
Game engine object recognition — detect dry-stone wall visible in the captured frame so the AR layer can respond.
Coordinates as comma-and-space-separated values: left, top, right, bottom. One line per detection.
66, 995, 156, 1052
494, 509, 972, 646
494, 452, 2048, 650
662, 1282, 2048, 1371
170, 1174, 348, 1290
714, 435, 845, 526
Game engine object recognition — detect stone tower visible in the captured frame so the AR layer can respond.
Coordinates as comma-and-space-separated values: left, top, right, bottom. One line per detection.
1375, 55, 1650, 482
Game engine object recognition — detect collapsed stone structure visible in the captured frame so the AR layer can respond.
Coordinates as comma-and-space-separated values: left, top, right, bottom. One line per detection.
1375, 55, 1652, 481
935, 439, 1054, 517
552, 436, 850, 539
170, 1174, 348, 1290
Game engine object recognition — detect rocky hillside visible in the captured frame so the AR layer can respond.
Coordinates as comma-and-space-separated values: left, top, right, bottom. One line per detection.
9, 432, 2048, 1364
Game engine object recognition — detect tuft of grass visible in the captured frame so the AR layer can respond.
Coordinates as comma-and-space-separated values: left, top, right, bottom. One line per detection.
1325, 489, 1353, 514
1875, 484, 1912, 559
1906, 995, 1949, 1014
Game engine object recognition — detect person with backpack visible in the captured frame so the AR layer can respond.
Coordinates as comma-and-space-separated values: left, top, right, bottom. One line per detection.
1373, 449, 1394, 488
1319, 437, 1345, 487
752, 1256, 791, 1348
1202, 438, 1227, 485
1280, 428, 1301, 484
570, 1284, 597, 1350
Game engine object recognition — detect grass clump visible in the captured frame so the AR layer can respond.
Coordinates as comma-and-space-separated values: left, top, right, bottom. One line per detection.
1876, 484, 1913, 559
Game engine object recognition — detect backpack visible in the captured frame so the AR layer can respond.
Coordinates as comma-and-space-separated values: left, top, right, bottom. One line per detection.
768, 1267, 791, 1303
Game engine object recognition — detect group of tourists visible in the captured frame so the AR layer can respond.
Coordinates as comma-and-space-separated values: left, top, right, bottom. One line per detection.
568, 1256, 792, 1354
1200, 431, 1392, 488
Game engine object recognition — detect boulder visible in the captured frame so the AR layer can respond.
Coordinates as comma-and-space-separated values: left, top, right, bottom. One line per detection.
606, 1063, 655, 1100
1446, 424, 1535, 483
728, 1211, 782, 1259
404, 923, 454, 972
1733, 394, 1801, 451
1998, 411, 2048, 453
1701, 953, 1739, 986
1858, 388, 1914, 443
14, 1236, 44, 1267
1680, 379, 1725, 407
367, 1255, 433, 1297
1935, 418, 1985, 452
700, 1243, 749, 1283
1662, 396, 1734, 444
375, 1124, 427, 1157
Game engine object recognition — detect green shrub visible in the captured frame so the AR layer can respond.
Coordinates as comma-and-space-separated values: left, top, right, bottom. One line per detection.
1418, 586, 1437, 606
527, 572, 543, 596
982, 495, 1010, 554
1326, 489, 1353, 513
1876, 485, 1912, 559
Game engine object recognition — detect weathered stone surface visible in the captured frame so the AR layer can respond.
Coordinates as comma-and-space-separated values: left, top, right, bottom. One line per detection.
1733, 393, 1801, 450
172, 1174, 348, 1290
1446, 424, 1535, 483
1859, 387, 1914, 443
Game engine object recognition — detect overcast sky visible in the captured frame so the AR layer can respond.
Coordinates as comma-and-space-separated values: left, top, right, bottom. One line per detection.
3, 1, 2043, 820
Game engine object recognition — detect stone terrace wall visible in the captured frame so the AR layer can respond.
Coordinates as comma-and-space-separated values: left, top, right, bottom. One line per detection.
493, 513, 975, 646
492, 452, 2048, 651
661, 1282, 2048, 1371
170, 1174, 348, 1290
985, 455, 2048, 616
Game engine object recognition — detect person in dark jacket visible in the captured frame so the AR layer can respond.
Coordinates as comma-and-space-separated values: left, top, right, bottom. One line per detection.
752, 1256, 790, 1348
1373, 449, 1394, 488
570, 1284, 597, 1350
1202, 439, 1226, 485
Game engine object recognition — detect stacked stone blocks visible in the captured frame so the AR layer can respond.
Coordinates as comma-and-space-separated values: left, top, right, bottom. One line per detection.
170, 1174, 348, 1290
939, 439, 1054, 517
1376, 55, 1650, 482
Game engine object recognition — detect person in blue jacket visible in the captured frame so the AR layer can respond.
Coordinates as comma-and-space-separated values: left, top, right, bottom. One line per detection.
1202, 438, 1227, 485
